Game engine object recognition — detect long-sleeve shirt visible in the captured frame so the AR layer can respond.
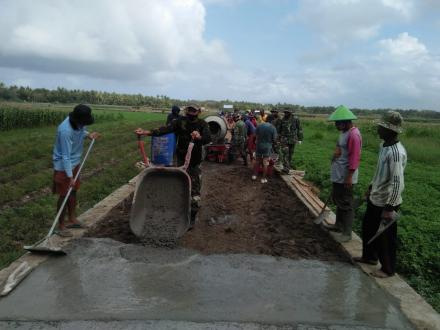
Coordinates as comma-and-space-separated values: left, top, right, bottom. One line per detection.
278, 116, 303, 144
347, 127, 362, 170
166, 113, 180, 126
53, 117, 88, 178
370, 141, 407, 208
151, 116, 211, 167
245, 119, 256, 135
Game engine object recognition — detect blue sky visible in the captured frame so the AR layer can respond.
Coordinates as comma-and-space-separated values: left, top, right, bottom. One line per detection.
1, 0, 439, 109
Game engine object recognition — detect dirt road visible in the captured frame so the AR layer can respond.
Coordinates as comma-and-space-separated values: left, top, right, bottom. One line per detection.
87, 162, 348, 262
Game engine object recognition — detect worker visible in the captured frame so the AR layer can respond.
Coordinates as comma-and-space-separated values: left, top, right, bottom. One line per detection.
166, 105, 181, 125
257, 109, 268, 123
326, 105, 362, 243
353, 111, 406, 278
252, 118, 277, 184
135, 105, 211, 229
270, 108, 281, 131
245, 113, 257, 161
229, 113, 248, 165
52, 104, 100, 237
278, 108, 303, 174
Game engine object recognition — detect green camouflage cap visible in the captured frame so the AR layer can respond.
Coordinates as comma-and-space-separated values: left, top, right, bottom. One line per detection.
328, 105, 357, 121
378, 111, 403, 133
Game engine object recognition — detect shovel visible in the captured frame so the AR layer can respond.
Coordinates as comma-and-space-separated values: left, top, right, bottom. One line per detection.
24, 139, 96, 255
314, 194, 332, 225
367, 211, 399, 245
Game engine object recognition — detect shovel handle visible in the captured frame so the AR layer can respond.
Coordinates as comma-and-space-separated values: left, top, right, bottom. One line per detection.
47, 139, 96, 238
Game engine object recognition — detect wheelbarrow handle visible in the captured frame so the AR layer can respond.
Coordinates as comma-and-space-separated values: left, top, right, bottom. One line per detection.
137, 134, 150, 167
181, 138, 195, 171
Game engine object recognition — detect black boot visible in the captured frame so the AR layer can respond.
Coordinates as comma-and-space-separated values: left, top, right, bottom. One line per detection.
188, 211, 197, 231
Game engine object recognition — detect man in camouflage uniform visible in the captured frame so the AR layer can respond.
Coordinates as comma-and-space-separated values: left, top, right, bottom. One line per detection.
278, 108, 303, 174
135, 105, 211, 228
229, 113, 248, 165
268, 108, 281, 165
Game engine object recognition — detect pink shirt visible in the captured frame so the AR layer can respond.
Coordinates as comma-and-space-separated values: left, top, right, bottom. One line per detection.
347, 127, 362, 170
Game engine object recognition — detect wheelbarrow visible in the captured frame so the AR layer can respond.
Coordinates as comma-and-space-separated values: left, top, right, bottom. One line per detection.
130, 135, 193, 245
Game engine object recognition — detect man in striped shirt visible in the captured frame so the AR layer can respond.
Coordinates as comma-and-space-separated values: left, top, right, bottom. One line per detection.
354, 111, 407, 278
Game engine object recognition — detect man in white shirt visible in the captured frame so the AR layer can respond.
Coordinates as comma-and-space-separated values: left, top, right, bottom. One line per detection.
353, 112, 407, 278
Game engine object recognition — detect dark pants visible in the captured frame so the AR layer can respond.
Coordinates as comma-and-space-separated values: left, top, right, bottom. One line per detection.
332, 183, 354, 236
229, 141, 247, 165
361, 200, 399, 275
177, 158, 201, 222
281, 142, 295, 171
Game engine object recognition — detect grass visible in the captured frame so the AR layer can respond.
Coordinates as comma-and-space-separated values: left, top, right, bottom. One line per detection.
0, 109, 167, 268
0, 107, 439, 313
294, 118, 440, 311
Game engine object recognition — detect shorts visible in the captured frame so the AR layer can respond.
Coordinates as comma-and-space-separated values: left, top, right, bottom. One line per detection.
53, 165, 80, 196
255, 145, 271, 158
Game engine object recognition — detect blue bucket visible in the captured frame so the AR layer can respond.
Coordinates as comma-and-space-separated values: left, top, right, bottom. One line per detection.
151, 133, 176, 166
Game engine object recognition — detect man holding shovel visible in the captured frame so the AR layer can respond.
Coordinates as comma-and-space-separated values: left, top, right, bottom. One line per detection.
326, 105, 362, 243
135, 105, 211, 229
353, 112, 406, 278
52, 104, 100, 236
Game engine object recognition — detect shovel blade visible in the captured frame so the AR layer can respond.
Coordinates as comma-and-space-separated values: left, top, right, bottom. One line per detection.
314, 210, 330, 224
24, 238, 66, 255
367, 217, 398, 245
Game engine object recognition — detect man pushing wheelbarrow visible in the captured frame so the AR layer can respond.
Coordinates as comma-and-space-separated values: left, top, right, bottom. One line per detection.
135, 105, 211, 230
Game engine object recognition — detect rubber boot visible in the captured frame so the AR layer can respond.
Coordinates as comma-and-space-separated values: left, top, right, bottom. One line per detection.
323, 209, 342, 232
188, 210, 197, 231
331, 209, 353, 242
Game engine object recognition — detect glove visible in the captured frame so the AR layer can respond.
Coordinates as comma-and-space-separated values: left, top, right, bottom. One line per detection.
298, 141, 302, 145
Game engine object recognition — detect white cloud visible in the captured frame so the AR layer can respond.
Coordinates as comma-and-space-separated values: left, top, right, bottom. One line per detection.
382, 0, 414, 19
379, 32, 428, 60
1, 0, 439, 110
0, 0, 229, 80
292, 0, 415, 45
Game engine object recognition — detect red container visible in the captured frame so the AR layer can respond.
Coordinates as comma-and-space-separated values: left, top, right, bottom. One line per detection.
206, 144, 229, 163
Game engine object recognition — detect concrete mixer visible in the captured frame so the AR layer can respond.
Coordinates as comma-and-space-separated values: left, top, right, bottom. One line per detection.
204, 115, 231, 163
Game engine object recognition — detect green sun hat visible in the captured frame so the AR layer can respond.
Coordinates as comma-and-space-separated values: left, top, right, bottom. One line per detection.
328, 105, 357, 121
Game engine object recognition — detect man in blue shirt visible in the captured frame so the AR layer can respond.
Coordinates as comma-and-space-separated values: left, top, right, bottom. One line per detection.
53, 104, 100, 236
252, 119, 277, 184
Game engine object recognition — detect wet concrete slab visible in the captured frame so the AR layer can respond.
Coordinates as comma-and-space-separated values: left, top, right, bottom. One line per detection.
0, 238, 413, 329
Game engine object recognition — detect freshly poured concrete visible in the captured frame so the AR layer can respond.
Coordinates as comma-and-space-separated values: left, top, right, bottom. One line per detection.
0, 238, 413, 329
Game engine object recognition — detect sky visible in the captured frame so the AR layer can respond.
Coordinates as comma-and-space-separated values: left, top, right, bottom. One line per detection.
0, 0, 439, 109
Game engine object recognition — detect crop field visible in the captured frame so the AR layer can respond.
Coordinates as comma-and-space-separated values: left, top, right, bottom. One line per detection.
294, 118, 440, 311
0, 104, 439, 312
0, 105, 166, 269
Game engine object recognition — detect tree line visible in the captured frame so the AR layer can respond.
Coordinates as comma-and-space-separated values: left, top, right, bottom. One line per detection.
1, 82, 439, 119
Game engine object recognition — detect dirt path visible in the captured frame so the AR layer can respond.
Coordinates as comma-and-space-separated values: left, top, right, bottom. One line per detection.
86, 162, 348, 262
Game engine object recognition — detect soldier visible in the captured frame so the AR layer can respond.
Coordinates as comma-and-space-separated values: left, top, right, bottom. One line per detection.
278, 108, 303, 174
135, 105, 211, 229
229, 113, 248, 165
270, 108, 281, 131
